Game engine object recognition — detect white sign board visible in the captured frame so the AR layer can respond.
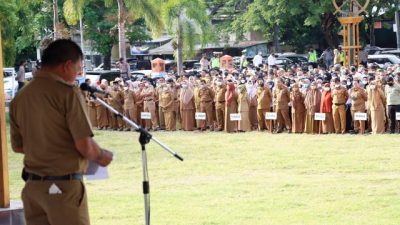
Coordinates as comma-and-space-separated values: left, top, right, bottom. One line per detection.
314, 113, 326, 121
230, 113, 242, 121
141, 112, 151, 120
354, 112, 367, 121
396, 112, 400, 121
265, 112, 277, 120
195, 112, 206, 120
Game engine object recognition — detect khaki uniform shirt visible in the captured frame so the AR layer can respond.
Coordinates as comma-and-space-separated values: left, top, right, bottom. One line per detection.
274, 86, 290, 110
350, 87, 367, 111
10, 71, 93, 176
256, 87, 272, 110
332, 87, 349, 104
215, 86, 226, 109
199, 87, 214, 103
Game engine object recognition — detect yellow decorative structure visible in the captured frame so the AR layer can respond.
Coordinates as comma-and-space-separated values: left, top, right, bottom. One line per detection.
0, 26, 10, 208
332, 0, 370, 66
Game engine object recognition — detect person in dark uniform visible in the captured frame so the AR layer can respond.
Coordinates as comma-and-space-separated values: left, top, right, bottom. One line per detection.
10, 39, 113, 225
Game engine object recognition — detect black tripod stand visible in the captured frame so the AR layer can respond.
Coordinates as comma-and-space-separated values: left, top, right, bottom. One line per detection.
87, 91, 184, 225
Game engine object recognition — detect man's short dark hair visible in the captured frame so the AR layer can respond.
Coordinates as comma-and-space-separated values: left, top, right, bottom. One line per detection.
41, 39, 83, 66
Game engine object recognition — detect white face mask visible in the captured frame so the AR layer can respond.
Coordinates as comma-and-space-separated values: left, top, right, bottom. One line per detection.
241, 80, 246, 84
216, 82, 222, 86
123, 87, 128, 91
163, 87, 169, 92
362, 80, 368, 85
324, 87, 330, 91
182, 84, 188, 89
335, 84, 340, 88
370, 85, 376, 90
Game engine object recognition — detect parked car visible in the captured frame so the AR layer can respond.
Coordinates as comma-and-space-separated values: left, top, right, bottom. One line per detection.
3, 68, 17, 101
85, 70, 121, 85
368, 54, 400, 68
380, 50, 400, 58
279, 53, 309, 69
275, 57, 295, 70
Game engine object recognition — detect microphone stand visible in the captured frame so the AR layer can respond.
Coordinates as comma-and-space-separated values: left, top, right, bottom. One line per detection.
89, 91, 184, 225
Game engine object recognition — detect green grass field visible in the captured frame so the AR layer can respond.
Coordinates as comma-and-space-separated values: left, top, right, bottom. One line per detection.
7, 127, 400, 225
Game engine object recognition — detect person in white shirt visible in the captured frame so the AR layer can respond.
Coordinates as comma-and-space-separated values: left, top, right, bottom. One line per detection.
253, 52, 263, 68
268, 52, 277, 68
200, 54, 210, 71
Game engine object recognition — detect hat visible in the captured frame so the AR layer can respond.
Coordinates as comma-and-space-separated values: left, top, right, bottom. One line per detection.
324, 83, 330, 87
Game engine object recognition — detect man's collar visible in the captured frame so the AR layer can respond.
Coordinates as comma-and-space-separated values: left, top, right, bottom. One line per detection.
34, 70, 74, 87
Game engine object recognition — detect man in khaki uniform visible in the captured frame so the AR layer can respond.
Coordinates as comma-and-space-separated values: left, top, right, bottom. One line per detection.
350, 79, 368, 134
123, 82, 136, 131
199, 80, 215, 131
155, 77, 166, 130
109, 80, 125, 131
273, 79, 292, 133
256, 79, 272, 131
9, 39, 113, 225
331, 78, 349, 134
141, 79, 159, 130
214, 79, 226, 131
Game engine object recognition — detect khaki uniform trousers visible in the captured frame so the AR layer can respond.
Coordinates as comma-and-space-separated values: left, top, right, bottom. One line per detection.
215, 104, 225, 130
96, 105, 109, 128
276, 108, 291, 131
144, 100, 159, 129
163, 109, 176, 131
257, 108, 271, 131
87, 105, 97, 128
332, 104, 346, 134
158, 103, 166, 129
351, 110, 366, 134
200, 101, 214, 129
22, 180, 89, 225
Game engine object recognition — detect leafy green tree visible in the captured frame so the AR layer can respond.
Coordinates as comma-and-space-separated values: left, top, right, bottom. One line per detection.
0, 0, 18, 66
162, 0, 213, 74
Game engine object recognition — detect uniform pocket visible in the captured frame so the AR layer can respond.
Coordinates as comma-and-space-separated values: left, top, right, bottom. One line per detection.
78, 181, 86, 207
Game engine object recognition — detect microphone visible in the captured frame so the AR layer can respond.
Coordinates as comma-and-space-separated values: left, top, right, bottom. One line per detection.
80, 83, 106, 94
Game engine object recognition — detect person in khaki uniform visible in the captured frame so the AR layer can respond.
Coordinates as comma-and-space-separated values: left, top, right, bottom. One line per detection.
224, 82, 238, 133
141, 80, 159, 130
237, 84, 251, 132
273, 78, 292, 133
159, 83, 176, 131
108, 82, 125, 131
304, 82, 321, 134
247, 81, 258, 130
155, 77, 166, 130
83, 79, 98, 128
135, 83, 146, 128
96, 81, 110, 130
331, 79, 349, 134
199, 80, 215, 131
9, 39, 113, 225
368, 81, 386, 134
123, 82, 136, 131
350, 80, 368, 134
192, 78, 202, 129
179, 81, 195, 131
214, 79, 226, 131
290, 84, 306, 133
256, 79, 272, 131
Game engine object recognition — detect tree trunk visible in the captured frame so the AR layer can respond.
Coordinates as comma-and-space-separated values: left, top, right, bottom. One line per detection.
273, 23, 280, 53
117, 0, 126, 60
320, 13, 339, 48
104, 51, 112, 70
368, 19, 376, 46
177, 16, 184, 76
53, 0, 59, 40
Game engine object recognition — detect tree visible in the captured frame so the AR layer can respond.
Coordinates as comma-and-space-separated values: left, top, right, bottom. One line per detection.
163, 0, 212, 75
82, 0, 151, 69
104, 0, 163, 59
0, 0, 18, 66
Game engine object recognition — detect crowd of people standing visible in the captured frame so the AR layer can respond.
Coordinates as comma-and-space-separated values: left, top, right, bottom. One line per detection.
81, 57, 400, 135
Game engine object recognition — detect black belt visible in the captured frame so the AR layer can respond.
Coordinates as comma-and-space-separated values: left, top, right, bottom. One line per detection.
22, 170, 83, 181
334, 103, 345, 106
